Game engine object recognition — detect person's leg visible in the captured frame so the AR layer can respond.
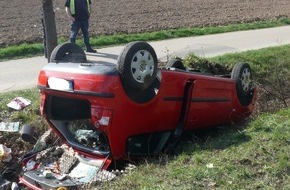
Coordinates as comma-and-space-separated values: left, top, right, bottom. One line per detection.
80, 20, 95, 52
70, 21, 80, 43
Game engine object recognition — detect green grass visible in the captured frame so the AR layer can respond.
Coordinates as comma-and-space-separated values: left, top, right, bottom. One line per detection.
100, 109, 290, 190
1, 17, 290, 61
1, 30, 290, 190
96, 45, 290, 189
184, 44, 290, 79
0, 88, 47, 133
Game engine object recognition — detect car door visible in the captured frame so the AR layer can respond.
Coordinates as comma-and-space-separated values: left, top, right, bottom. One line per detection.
186, 77, 233, 129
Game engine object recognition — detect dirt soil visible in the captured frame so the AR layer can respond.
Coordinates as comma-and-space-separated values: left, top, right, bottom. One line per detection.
1, 0, 290, 47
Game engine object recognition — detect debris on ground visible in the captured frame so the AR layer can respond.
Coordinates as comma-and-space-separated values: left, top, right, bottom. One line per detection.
0, 144, 12, 162
17, 129, 116, 188
0, 176, 12, 190
11, 182, 19, 190
21, 144, 116, 189
0, 122, 19, 132
20, 125, 36, 143
7, 97, 31, 110
111, 163, 137, 176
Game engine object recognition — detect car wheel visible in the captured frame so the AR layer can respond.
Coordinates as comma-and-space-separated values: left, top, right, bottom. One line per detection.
167, 58, 186, 70
50, 42, 87, 63
231, 62, 254, 106
117, 41, 158, 91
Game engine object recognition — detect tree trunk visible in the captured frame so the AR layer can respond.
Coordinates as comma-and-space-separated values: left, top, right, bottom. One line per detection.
42, 0, 58, 62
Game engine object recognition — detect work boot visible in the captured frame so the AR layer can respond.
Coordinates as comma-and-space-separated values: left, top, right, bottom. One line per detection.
86, 48, 97, 53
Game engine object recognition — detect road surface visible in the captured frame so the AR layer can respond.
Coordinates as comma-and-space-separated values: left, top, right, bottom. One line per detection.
1, 26, 290, 93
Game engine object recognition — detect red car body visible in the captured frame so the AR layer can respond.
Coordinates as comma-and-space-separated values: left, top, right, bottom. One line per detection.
37, 64, 254, 158
20, 41, 256, 189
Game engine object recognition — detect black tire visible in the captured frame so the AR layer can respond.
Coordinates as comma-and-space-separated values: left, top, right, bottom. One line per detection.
231, 62, 254, 106
167, 58, 186, 70
50, 42, 87, 63
117, 41, 158, 91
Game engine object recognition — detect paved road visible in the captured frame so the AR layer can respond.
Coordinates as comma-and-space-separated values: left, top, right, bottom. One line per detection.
1, 26, 290, 93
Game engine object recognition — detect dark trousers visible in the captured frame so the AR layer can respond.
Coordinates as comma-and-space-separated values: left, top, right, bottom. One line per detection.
69, 19, 92, 50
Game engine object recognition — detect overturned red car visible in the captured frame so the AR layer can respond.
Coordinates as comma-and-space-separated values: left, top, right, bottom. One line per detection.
20, 41, 256, 189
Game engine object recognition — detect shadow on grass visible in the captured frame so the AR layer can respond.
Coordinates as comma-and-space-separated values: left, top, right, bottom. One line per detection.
109, 123, 252, 170
176, 123, 251, 154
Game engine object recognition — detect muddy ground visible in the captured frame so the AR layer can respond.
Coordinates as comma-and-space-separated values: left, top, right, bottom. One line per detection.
1, 0, 290, 47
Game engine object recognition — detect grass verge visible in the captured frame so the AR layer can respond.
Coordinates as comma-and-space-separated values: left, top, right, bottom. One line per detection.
1, 17, 290, 61
100, 109, 290, 190
0, 43, 289, 189
0, 88, 47, 134
97, 45, 290, 189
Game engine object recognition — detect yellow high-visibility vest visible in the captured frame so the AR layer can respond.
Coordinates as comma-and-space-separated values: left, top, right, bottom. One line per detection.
70, 0, 90, 15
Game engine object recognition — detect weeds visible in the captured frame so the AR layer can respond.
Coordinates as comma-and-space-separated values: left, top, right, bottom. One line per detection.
256, 60, 290, 112
100, 109, 290, 190
206, 44, 290, 114
98, 45, 290, 190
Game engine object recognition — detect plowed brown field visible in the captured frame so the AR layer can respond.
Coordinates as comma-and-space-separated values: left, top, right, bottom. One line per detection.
1, 0, 290, 47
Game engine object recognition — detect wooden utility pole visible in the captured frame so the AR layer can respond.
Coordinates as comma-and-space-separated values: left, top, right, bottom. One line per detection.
42, 0, 58, 62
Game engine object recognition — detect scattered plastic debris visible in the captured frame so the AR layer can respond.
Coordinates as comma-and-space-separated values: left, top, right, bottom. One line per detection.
0, 176, 11, 190
69, 162, 116, 183
0, 122, 19, 132
94, 170, 116, 182
69, 162, 100, 183
0, 144, 12, 162
11, 182, 20, 190
20, 125, 35, 142
25, 160, 37, 171
32, 129, 52, 152
20, 143, 116, 189
206, 163, 214, 168
7, 97, 31, 110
